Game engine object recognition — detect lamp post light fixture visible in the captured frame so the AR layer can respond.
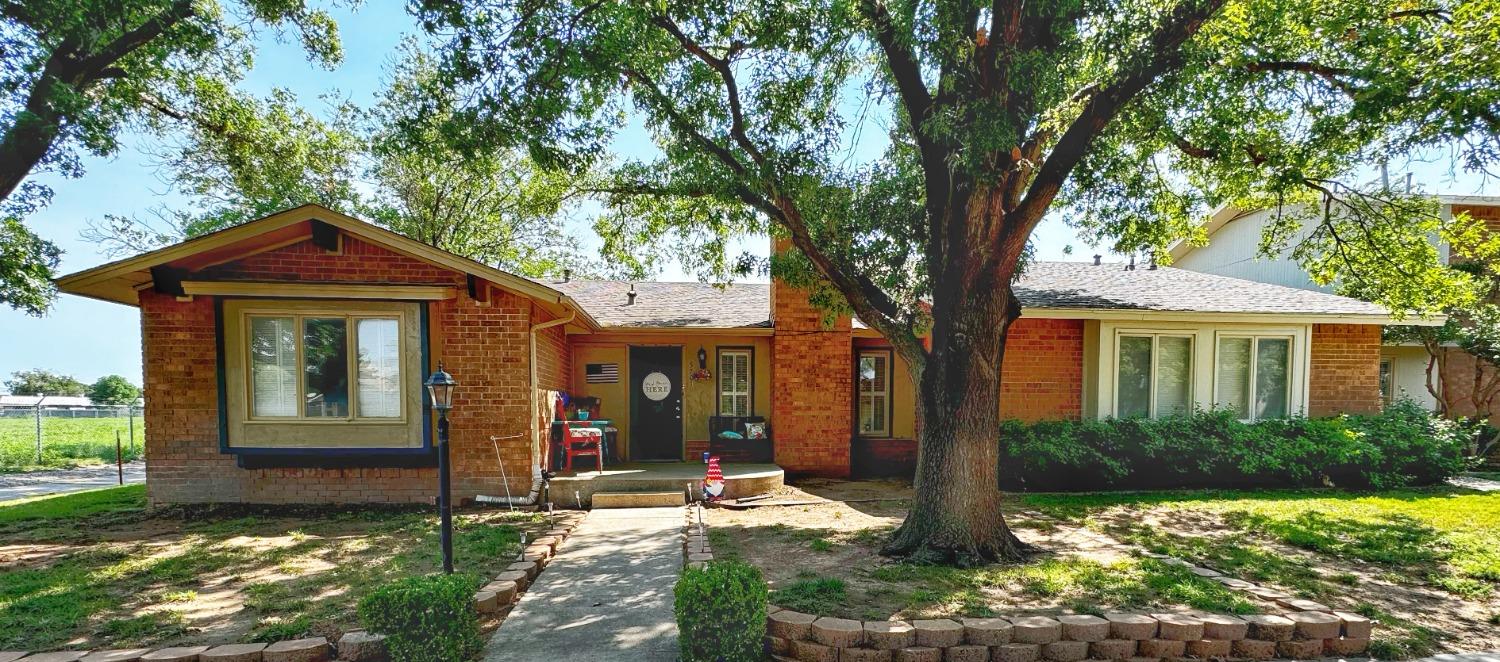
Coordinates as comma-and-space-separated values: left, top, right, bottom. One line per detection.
425, 362, 458, 574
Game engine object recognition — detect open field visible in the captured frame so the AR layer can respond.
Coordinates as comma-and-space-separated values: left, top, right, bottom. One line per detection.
708, 480, 1500, 659
0, 417, 144, 471
0, 485, 549, 652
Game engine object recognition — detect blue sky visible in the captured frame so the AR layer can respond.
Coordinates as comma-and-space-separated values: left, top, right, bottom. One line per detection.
0, 3, 1493, 390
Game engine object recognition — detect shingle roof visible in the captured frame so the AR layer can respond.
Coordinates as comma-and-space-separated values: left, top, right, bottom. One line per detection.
544, 262, 1392, 329
546, 280, 772, 328
1013, 262, 1390, 316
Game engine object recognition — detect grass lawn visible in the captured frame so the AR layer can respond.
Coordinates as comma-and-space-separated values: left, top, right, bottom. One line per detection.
0, 417, 145, 471
0, 484, 548, 652
710, 481, 1500, 659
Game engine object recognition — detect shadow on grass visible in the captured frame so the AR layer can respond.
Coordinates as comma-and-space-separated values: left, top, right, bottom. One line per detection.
0, 496, 540, 651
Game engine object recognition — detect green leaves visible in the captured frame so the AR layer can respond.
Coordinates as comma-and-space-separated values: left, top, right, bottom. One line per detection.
0, 218, 61, 317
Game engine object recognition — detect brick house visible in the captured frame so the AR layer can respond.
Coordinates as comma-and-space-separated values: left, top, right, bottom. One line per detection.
57, 205, 1421, 505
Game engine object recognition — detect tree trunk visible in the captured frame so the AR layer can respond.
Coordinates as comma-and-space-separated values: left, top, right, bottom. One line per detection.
882, 276, 1032, 565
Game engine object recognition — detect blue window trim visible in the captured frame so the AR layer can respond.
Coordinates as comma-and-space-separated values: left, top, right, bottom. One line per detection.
215, 297, 434, 457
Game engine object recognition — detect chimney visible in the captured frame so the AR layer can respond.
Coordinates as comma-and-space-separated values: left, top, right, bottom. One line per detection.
626, 283, 637, 306
563, 269, 571, 283
1093, 254, 1102, 266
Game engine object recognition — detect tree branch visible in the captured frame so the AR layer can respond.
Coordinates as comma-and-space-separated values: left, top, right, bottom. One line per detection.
1245, 60, 1359, 95
1010, 0, 1226, 234
650, 14, 766, 166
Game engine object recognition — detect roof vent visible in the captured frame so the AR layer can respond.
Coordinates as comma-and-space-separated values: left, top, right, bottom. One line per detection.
1148, 256, 1159, 270
1093, 254, 1102, 266
627, 283, 637, 306
1126, 255, 1136, 271
563, 269, 571, 283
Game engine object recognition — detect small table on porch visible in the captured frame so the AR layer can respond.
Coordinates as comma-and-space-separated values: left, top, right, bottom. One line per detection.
548, 419, 618, 471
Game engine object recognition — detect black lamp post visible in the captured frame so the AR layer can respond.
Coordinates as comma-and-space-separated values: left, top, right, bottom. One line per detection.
425, 362, 458, 574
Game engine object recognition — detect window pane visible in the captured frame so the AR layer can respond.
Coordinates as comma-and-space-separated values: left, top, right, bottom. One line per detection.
303, 317, 349, 417
1156, 337, 1193, 416
1117, 336, 1152, 417
1379, 359, 1393, 405
250, 316, 298, 417
733, 353, 749, 393
1216, 338, 1252, 419
1255, 338, 1291, 419
357, 318, 402, 418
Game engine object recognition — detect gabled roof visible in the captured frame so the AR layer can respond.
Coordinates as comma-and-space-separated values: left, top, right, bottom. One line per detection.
545, 280, 772, 328
55, 204, 600, 329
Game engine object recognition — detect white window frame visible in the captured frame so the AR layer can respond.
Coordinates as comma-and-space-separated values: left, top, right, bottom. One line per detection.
241, 307, 412, 424
1378, 356, 1395, 407
856, 349, 892, 437
716, 348, 753, 417
1113, 333, 1195, 419
1213, 333, 1297, 422
1094, 322, 1310, 420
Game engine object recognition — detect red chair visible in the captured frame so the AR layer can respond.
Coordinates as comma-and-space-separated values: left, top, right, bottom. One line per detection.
562, 421, 604, 474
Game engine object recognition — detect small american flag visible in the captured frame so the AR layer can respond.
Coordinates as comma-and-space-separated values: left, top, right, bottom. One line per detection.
586, 363, 619, 383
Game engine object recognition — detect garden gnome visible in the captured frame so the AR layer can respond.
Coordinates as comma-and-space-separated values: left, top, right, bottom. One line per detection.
703, 456, 725, 501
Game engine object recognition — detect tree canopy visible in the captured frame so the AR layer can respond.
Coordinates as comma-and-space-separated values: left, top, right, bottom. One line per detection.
87, 375, 141, 405
0, 0, 346, 315
414, 0, 1500, 562
87, 43, 612, 280
4, 369, 86, 397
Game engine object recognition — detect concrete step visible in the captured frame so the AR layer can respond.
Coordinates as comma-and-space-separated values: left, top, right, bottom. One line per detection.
591, 491, 684, 508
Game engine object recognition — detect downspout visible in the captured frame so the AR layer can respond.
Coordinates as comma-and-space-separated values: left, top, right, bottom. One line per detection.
530, 304, 576, 473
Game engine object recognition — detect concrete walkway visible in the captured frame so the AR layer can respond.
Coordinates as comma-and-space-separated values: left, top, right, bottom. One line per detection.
1407, 653, 1500, 662
1448, 474, 1500, 492
484, 507, 682, 661
0, 461, 145, 502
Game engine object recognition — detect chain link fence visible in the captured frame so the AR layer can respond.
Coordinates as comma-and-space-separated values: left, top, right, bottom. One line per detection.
0, 405, 143, 471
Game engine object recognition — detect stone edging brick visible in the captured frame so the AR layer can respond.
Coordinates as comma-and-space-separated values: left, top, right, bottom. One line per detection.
684, 503, 712, 567
765, 609, 1373, 662
0, 512, 588, 662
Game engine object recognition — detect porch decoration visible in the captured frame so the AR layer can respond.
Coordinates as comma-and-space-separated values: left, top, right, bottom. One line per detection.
425, 362, 458, 574
703, 456, 725, 501
691, 346, 713, 381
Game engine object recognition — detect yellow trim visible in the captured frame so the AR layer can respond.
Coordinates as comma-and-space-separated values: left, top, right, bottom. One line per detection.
181, 281, 457, 300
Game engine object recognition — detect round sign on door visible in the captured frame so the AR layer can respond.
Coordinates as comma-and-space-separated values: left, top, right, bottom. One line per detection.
642, 372, 672, 401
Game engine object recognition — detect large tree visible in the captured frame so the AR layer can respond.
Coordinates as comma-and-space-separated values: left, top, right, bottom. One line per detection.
416, 0, 1500, 562
4, 369, 86, 397
0, 0, 344, 314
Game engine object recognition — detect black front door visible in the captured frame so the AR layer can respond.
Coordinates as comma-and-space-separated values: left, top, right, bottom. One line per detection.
629, 346, 683, 461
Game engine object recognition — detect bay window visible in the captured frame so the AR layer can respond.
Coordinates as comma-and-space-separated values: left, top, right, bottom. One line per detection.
1115, 334, 1193, 418
1215, 335, 1292, 421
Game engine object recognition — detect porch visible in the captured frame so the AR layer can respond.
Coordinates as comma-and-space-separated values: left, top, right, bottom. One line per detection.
547, 462, 783, 508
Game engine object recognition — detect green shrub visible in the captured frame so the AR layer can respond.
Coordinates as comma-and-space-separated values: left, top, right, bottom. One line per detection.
675, 560, 768, 662
999, 399, 1472, 491
357, 573, 483, 662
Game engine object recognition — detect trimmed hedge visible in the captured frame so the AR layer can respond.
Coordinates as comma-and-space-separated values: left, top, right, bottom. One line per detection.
998, 399, 1473, 491
675, 560, 768, 662
357, 573, 483, 662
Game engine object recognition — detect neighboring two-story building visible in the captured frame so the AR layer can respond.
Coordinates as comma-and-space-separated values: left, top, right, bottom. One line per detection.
1170, 195, 1500, 422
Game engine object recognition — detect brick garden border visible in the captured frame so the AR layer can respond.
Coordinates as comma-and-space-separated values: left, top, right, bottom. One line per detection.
0, 511, 587, 662
687, 504, 1373, 662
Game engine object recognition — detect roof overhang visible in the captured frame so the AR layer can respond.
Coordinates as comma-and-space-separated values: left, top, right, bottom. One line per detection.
54, 204, 601, 330
572, 326, 775, 337
1022, 307, 1445, 326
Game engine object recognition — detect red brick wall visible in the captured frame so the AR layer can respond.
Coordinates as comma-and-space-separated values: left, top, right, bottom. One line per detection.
1001, 318, 1085, 421
142, 236, 557, 505
1309, 323, 1383, 416
771, 278, 853, 477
